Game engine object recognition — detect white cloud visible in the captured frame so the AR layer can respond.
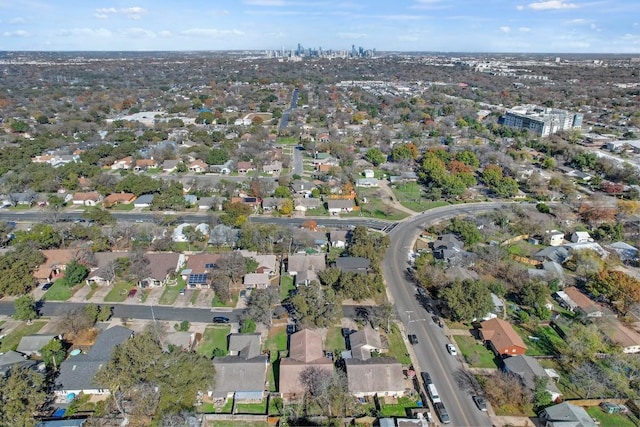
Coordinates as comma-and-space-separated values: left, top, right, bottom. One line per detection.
244, 0, 287, 5
122, 28, 156, 38
338, 32, 368, 39
158, 30, 172, 37
94, 6, 147, 20
519, 27, 531, 32
179, 28, 244, 37
500, 26, 511, 33
3, 29, 29, 37
58, 28, 112, 37
565, 18, 588, 24
527, 1, 578, 10
517, 5, 524, 10
9, 17, 26, 24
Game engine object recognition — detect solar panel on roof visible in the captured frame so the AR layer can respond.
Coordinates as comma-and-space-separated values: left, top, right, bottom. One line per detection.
205, 263, 215, 268
188, 273, 208, 284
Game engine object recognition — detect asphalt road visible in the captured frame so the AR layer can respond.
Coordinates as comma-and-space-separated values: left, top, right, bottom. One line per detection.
292, 146, 304, 176
383, 202, 508, 427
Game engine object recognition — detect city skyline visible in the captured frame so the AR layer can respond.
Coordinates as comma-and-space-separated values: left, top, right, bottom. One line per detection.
0, 0, 639, 53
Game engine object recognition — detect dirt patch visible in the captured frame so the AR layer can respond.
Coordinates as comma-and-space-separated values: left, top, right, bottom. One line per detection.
68, 328, 99, 347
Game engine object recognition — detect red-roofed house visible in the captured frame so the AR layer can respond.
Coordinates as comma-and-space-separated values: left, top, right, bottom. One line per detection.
479, 318, 527, 357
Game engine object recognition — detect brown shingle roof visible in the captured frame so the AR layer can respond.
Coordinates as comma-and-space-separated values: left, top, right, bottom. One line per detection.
563, 286, 599, 313
289, 329, 324, 363
480, 318, 527, 353
145, 252, 182, 281
33, 249, 78, 280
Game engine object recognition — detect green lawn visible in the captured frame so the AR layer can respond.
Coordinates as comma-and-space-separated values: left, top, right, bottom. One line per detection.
586, 406, 637, 427
235, 399, 267, 414
385, 324, 411, 365
197, 326, 231, 358
325, 326, 346, 353
379, 396, 421, 417
159, 284, 182, 305
104, 281, 136, 303
196, 402, 215, 414
265, 326, 288, 392
277, 136, 298, 145
189, 289, 200, 305
280, 275, 295, 301
453, 335, 499, 368
306, 206, 328, 216
514, 325, 567, 356
0, 321, 46, 352
41, 279, 75, 301
110, 203, 135, 211
212, 290, 238, 307
84, 283, 99, 300
391, 182, 449, 212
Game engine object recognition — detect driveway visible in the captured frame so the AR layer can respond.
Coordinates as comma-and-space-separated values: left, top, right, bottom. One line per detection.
377, 180, 418, 216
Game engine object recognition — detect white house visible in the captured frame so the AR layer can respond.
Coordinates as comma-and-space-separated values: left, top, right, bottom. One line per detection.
571, 231, 591, 244
363, 169, 375, 178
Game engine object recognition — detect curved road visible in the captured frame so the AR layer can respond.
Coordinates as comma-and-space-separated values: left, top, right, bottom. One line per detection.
383, 202, 508, 427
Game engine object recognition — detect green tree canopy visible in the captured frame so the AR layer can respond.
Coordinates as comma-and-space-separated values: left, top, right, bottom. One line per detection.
64, 260, 89, 285
0, 245, 46, 297
206, 148, 229, 165
364, 147, 386, 166
439, 280, 493, 322
289, 281, 341, 328
0, 367, 47, 427
13, 295, 37, 322
13, 224, 61, 249
115, 174, 162, 196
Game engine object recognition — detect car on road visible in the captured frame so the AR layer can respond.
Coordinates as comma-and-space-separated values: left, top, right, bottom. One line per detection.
41, 282, 53, 291
446, 344, 457, 356
433, 402, 451, 424
472, 395, 488, 411
421, 371, 432, 386
408, 334, 418, 345
212, 316, 230, 324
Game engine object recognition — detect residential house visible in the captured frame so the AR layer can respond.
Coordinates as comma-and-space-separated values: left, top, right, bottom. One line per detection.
294, 197, 321, 212
327, 199, 355, 215
503, 355, 562, 402
546, 231, 565, 247
16, 335, 57, 357
539, 402, 597, 427
134, 158, 157, 172
571, 231, 592, 244
188, 159, 208, 173
261, 197, 287, 211
133, 194, 154, 208
431, 234, 471, 265
349, 326, 384, 360
238, 250, 277, 275
55, 326, 134, 397
344, 358, 406, 398
329, 230, 352, 248
184, 195, 198, 206
243, 273, 271, 289
34, 249, 78, 284
198, 196, 224, 211
208, 224, 240, 247
172, 222, 209, 243
0, 351, 37, 377
70, 191, 101, 206
607, 241, 639, 263
565, 241, 608, 259
161, 159, 179, 173
287, 253, 326, 286
335, 256, 371, 274
479, 318, 527, 357
527, 261, 565, 284
212, 333, 269, 401
181, 253, 221, 288
363, 169, 375, 178
262, 161, 282, 175
556, 286, 604, 317
533, 246, 570, 264
209, 159, 233, 175
86, 252, 131, 287
110, 156, 133, 170
291, 179, 315, 196
236, 161, 255, 174
279, 329, 334, 399
230, 196, 261, 212
5, 192, 36, 206
102, 192, 136, 208
138, 252, 184, 288
356, 178, 379, 188
600, 317, 640, 354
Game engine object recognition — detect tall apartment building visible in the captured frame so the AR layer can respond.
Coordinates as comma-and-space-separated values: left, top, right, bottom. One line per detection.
503, 105, 583, 137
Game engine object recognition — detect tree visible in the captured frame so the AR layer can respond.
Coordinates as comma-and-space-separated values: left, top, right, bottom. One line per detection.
220, 201, 252, 227
13, 224, 61, 249
210, 271, 231, 304
533, 376, 552, 410
244, 287, 280, 326
240, 318, 256, 333
174, 321, 190, 332
439, 280, 493, 322
115, 174, 162, 196
40, 338, 66, 370
0, 245, 45, 297
562, 323, 607, 365
569, 362, 608, 398
587, 270, 640, 314
64, 260, 88, 285
206, 148, 229, 165
274, 185, 292, 198
519, 281, 550, 319
364, 147, 386, 166
279, 199, 294, 216
446, 218, 483, 245
216, 252, 247, 283
13, 295, 37, 322
82, 207, 115, 225
289, 281, 341, 328
0, 367, 47, 427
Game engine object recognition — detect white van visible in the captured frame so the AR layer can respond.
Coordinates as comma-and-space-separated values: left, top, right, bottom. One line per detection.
427, 383, 441, 403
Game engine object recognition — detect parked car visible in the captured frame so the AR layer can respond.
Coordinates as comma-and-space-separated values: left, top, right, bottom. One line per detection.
434, 402, 451, 424
127, 288, 137, 298
421, 371, 432, 386
179, 288, 186, 295
408, 334, 418, 345
446, 344, 457, 356
41, 282, 53, 291
212, 316, 230, 324
472, 395, 488, 411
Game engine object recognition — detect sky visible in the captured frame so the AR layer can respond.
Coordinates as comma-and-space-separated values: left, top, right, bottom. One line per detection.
0, 0, 639, 53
